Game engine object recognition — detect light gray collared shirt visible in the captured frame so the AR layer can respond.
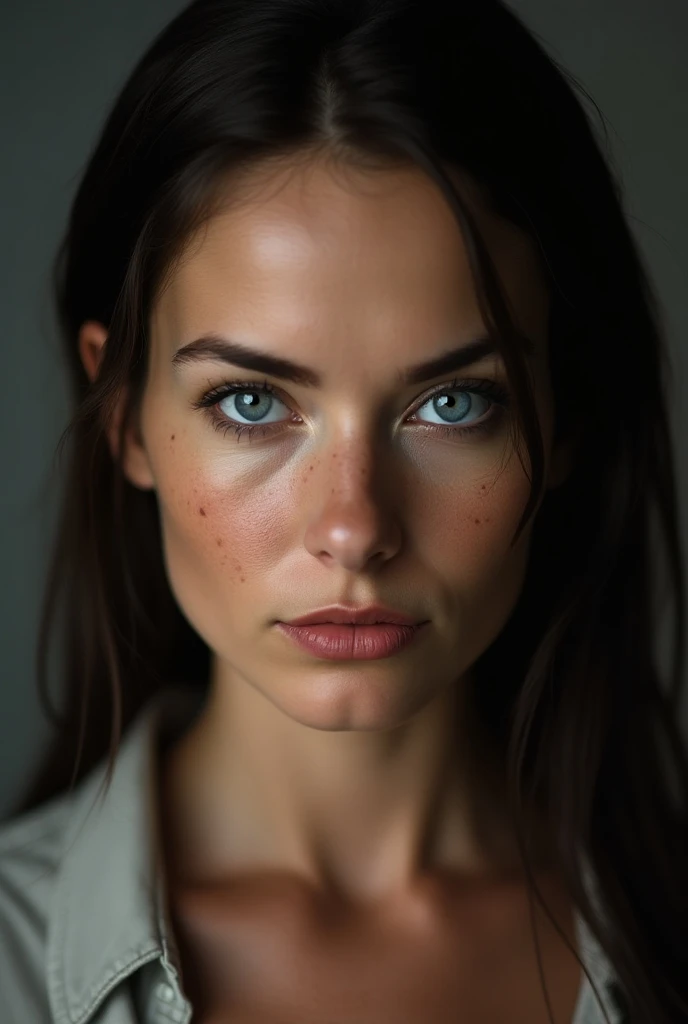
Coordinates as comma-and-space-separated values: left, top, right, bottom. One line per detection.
0, 684, 624, 1023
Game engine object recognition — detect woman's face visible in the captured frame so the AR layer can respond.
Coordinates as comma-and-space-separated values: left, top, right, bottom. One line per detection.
97, 156, 568, 730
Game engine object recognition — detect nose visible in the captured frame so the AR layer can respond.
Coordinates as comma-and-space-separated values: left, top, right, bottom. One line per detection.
301, 439, 404, 573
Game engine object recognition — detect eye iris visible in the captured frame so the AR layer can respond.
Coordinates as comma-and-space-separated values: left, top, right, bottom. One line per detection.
434, 392, 471, 423
234, 391, 271, 422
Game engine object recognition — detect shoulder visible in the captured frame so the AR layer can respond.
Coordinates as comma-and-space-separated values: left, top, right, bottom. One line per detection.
0, 794, 73, 1020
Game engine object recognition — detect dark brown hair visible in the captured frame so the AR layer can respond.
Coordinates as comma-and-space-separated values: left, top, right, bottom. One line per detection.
10, 0, 687, 1020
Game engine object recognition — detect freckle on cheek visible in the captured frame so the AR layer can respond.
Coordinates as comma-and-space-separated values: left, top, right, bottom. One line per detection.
199, 507, 206, 517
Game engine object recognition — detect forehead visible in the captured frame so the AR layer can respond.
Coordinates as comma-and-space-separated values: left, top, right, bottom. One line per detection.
153, 156, 548, 356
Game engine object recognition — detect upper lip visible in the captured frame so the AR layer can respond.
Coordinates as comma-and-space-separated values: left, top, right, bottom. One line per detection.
281, 605, 425, 626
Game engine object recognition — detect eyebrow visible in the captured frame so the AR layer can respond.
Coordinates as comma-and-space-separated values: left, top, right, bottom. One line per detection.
172, 331, 534, 387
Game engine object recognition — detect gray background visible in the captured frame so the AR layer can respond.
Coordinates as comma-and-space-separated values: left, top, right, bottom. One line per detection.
1, 0, 686, 820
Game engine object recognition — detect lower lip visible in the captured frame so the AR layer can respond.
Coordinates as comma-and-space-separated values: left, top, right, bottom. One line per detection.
275, 621, 428, 660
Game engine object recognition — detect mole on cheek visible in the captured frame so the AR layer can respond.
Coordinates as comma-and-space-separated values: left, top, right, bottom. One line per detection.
229, 557, 245, 584
199, 507, 206, 517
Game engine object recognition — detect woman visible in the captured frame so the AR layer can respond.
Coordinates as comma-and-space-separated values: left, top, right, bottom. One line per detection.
1, 0, 686, 1021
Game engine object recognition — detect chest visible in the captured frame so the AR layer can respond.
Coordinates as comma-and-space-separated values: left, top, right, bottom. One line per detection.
165, 876, 584, 1024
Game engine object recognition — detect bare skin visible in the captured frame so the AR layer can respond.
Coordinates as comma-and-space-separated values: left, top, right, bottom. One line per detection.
79, 155, 581, 1021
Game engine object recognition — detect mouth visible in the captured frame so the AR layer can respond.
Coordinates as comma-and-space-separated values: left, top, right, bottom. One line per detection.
281, 604, 425, 628
275, 619, 429, 660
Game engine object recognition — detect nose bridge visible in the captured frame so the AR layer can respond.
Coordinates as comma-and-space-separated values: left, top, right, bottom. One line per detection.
303, 420, 402, 570
317, 415, 389, 497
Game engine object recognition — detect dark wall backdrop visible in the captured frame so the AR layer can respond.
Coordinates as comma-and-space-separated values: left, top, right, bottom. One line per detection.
1, 0, 686, 819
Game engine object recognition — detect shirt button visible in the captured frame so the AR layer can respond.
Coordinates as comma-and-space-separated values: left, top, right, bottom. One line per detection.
155, 981, 176, 1003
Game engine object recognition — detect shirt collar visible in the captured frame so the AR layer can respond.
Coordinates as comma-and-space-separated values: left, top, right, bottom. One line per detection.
47, 683, 206, 1024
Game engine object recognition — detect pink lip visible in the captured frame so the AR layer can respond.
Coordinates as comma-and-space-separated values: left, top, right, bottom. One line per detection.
281, 604, 424, 627
275, 621, 428, 660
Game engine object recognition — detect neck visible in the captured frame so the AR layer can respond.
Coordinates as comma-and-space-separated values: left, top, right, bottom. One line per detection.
157, 670, 559, 905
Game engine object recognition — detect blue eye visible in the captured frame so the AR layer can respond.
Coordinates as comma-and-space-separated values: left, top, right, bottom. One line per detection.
219, 385, 290, 426
192, 376, 511, 443
413, 388, 490, 428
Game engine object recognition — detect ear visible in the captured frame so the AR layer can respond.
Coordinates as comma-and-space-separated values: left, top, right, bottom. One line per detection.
78, 320, 156, 491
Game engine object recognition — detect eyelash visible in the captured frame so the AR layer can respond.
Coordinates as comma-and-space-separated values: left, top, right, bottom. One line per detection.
192, 376, 511, 444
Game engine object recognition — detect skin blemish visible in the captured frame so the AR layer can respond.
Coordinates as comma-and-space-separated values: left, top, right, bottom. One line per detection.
171, 434, 175, 440
199, 507, 206, 517
217, 538, 223, 547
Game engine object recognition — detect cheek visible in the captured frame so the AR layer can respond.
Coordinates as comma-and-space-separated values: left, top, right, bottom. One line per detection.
419, 465, 534, 586
158, 462, 288, 585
